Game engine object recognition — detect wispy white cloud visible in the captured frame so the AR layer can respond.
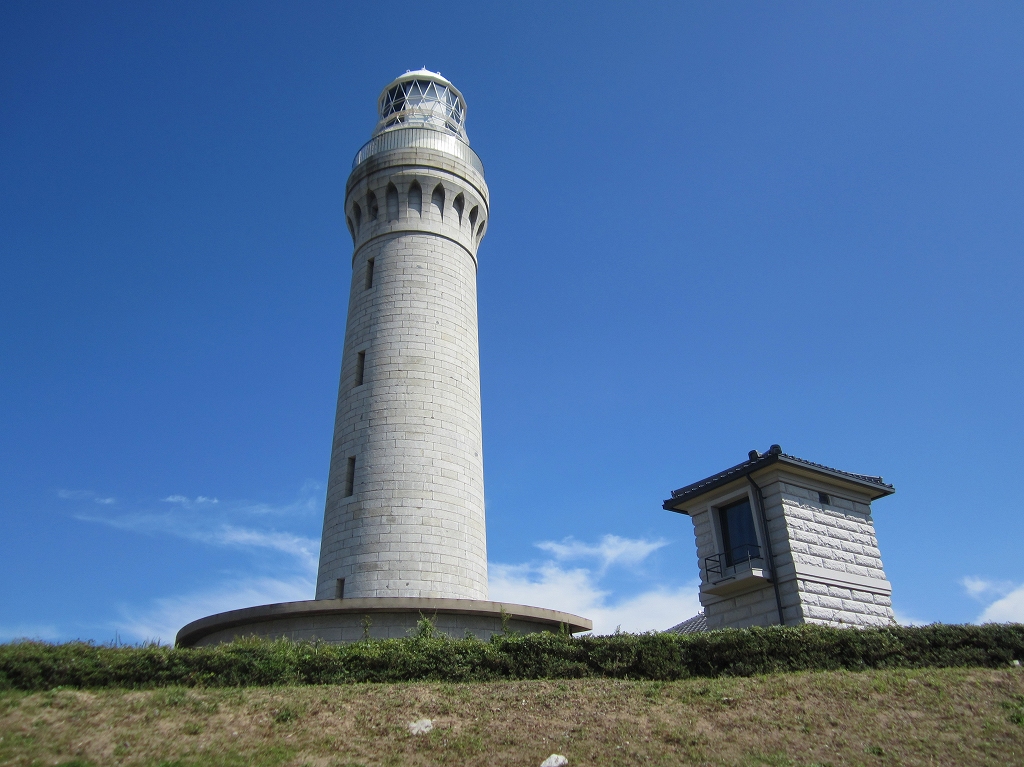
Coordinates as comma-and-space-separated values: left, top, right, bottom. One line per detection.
115, 576, 315, 645
91, 488, 326, 644
58, 489, 93, 500
77, 513, 320, 571
961, 576, 1016, 601
58, 489, 115, 504
161, 495, 219, 506
535, 534, 669, 573
0, 624, 61, 643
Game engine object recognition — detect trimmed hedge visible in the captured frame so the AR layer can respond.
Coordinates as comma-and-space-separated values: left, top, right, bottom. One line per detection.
1, 624, 1022, 691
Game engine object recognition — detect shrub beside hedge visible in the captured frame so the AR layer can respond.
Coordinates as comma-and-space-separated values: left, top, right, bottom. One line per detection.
0, 624, 1021, 691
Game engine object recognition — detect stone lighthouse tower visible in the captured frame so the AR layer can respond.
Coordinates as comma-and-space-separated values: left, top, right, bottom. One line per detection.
176, 71, 590, 646
315, 70, 490, 602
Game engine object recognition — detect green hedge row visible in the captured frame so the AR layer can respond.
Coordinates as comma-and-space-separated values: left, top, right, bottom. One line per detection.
1, 624, 1021, 691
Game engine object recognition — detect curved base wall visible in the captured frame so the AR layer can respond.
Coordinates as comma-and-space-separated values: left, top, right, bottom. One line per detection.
176, 598, 592, 647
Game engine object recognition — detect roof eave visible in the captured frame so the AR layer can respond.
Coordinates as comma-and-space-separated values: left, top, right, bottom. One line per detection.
663, 454, 894, 513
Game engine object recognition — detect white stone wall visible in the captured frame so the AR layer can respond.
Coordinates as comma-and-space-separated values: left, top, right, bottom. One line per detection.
765, 476, 894, 627
315, 145, 490, 601
194, 613, 543, 646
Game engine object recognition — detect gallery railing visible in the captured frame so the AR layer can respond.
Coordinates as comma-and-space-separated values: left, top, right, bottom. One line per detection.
352, 127, 485, 175
705, 544, 763, 581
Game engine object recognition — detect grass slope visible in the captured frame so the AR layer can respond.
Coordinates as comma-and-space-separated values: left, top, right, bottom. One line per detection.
2, 668, 1023, 767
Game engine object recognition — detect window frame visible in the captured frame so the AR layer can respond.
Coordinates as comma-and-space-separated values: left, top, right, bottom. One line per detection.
702, 486, 767, 581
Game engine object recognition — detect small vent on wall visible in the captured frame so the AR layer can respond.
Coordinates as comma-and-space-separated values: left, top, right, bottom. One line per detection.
366, 190, 378, 220
386, 183, 399, 221
365, 258, 375, 290
344, 456, 356, 497
431, 184, 445, 219
408, 181, 422, 215
453, 193, 465, 224
818, 492, 831, 505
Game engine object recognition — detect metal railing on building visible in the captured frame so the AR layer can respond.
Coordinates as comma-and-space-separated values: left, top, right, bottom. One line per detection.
705, 544, 763, 581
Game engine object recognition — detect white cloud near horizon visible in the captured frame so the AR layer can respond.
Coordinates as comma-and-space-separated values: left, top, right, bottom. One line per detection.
76, 488, 695, 643
489, 561, 700, 635
960, 576, 1024, 623
491, 534, 699, 634
116, 576, 315, 644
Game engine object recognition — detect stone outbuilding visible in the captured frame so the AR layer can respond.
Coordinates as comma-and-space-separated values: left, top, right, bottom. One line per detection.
664, 445, 895, 630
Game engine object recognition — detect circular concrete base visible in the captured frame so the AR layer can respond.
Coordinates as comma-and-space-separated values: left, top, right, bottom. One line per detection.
175, 598, 593, 647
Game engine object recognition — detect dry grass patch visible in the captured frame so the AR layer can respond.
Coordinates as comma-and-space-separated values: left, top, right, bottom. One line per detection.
0, 667, 1022, 766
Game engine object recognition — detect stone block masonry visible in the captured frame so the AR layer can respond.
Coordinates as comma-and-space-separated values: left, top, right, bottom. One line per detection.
315, 95, 490, 602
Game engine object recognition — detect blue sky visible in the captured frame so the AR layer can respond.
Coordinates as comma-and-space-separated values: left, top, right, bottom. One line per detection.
2, 2, 1023, 643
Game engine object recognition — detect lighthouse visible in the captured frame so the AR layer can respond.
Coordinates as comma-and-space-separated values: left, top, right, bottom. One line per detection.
176, 72, 590, 646
316, 70, 490, 602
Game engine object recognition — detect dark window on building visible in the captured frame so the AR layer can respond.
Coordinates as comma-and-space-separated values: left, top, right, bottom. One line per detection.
718, 497, 759, 566
344, 456, 356, 497
818, 491, 831, 505
365, 258, 375, 290
355, 351, 365, 387
335, 578, 345, 599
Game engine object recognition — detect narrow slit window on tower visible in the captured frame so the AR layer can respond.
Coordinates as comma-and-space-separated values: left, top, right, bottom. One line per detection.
355, 350, 365, 387
408, 180, 422, 215
453, 192, 465, 224
386, 183, 399, 221
366, 190, 378, 220
335, 578, 345, 599
344, 456, 356, 497
431, 184, 445, 219
365, 257, 375, 290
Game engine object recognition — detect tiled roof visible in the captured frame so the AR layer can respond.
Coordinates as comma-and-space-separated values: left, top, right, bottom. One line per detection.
663, 445, 895, 509
666, 611, 708, 634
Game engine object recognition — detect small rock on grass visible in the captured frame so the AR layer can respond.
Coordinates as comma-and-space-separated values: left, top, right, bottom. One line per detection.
408, 718, 433, 735
540, 755, 568, 767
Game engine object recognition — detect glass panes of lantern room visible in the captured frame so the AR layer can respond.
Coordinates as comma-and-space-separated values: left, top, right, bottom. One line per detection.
378, 79, 466, 138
